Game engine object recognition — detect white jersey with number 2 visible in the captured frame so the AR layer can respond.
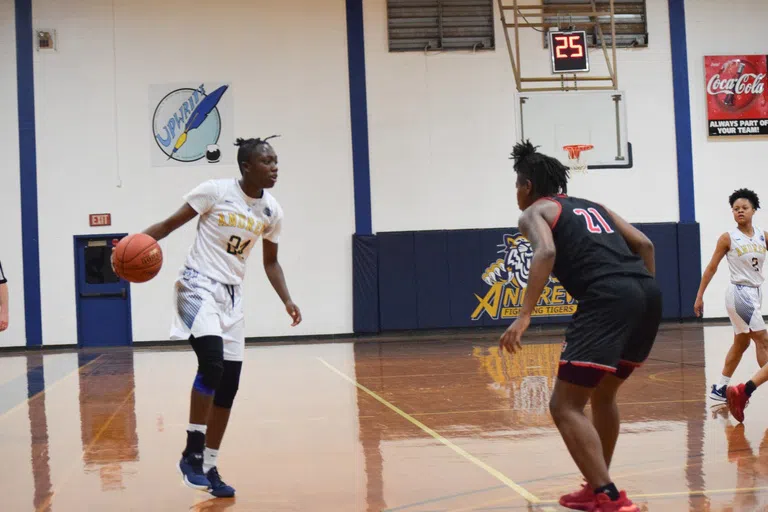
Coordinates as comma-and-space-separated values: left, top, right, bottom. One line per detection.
727, 227, 766, 287
183, 178, 283, 285
725, 227, 767, 334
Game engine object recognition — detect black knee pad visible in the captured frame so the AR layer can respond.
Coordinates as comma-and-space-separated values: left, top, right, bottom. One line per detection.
213, 361, 242, 409
190, 335, 224, 395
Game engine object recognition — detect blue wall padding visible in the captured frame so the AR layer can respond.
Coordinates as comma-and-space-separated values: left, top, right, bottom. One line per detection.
355, 222, 700, 333
446, 230, 484, 328
677, 222, 702, 319
414, 231, 451, 329
352, 235, 380, 333
636, 223, 680, 319
377, 232, 418, 330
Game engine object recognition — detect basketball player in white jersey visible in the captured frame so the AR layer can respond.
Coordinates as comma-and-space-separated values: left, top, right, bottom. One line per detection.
694, 189, 768, 402
117, 136, 301, 497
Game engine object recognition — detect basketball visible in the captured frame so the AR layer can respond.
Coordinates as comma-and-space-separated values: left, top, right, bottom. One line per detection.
112, 233, 163, 283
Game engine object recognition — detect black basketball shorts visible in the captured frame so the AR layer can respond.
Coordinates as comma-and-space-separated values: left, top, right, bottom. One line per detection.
559, 275, 662, 383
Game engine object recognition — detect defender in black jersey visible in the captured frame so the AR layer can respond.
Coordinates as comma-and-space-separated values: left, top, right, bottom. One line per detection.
499, 141, 661, 512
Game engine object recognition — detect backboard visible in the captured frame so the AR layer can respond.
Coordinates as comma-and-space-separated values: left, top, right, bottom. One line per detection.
515, 89, 632, 170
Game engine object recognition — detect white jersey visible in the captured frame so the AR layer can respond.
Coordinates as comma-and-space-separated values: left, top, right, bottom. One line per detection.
726, 226, 767, 287
182, 178, 283, 285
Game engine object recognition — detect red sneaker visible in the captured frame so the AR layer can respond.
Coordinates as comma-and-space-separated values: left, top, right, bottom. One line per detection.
588, 491, 639, 512
726, 384, 749, 423
559, 482, 594, 510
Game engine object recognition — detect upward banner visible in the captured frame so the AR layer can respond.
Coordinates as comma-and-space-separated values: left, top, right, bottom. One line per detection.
705, 55, 768, 137
149, 82, 235, 167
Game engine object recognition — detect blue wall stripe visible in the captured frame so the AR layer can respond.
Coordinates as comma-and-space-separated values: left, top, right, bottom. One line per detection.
345, 0, 373, 235
15, 0, 43, 346
668, 0, 696, 223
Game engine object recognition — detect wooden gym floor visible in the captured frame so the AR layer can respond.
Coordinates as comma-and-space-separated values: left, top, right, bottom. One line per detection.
1, 322, 767, 511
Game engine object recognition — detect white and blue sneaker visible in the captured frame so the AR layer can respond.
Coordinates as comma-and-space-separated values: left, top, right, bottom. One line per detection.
206, 467, 235, 498
710, 384, 727, 402
178, 452, 211, 490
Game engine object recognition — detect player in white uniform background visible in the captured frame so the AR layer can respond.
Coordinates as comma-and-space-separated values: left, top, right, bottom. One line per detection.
126, 135, 302, 497
694, 188, 768, 402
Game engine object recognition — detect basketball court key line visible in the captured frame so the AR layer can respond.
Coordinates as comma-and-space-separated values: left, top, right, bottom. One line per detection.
317, 357, 555, 511
532, 485, 768, 504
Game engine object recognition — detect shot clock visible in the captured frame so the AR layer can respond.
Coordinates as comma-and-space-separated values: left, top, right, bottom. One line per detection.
549, 30, 590, 74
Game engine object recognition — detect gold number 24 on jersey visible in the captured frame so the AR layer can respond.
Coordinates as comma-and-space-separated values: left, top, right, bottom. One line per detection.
227, 235, 251, 256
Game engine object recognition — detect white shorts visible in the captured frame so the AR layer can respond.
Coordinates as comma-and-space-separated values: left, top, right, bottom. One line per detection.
725, 283, 765, 335
170, 267, 244, 361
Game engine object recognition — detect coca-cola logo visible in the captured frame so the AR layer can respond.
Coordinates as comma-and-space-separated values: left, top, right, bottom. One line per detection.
705, 56, 768, 135
707, 58, 766, 112
707, 73, 766, 96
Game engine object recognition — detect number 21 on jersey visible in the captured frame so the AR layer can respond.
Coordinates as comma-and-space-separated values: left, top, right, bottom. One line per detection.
574, 208, 614, 234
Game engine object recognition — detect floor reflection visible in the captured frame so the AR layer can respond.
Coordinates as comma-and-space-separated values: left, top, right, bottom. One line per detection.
27, 352, 52, 512
77, 351, 139, 492
2, 323, 768, 510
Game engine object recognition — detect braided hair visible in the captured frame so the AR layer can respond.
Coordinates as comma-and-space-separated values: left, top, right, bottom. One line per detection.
510, 140, 569, 196
235, 135, 280, 174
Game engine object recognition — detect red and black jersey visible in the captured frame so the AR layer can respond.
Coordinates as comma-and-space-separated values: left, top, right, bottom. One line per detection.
541, 195, 651, 300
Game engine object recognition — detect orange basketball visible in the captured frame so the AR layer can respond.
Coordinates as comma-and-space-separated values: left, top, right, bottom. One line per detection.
113, 233, 163, 283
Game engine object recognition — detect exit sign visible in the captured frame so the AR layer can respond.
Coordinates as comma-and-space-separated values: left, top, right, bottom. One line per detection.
89, 213, 112, 227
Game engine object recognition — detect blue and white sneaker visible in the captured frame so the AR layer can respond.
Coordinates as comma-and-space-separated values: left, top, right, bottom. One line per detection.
206, 467, 236, 498
178, 453, 211, 490
710, 384, 727, 402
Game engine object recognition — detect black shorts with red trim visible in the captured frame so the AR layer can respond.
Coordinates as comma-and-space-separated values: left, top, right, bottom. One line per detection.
559, 274, 662, 382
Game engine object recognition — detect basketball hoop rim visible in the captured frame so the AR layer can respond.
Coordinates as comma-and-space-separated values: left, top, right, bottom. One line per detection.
563, 144, 594, 159
563, 144, 593, 174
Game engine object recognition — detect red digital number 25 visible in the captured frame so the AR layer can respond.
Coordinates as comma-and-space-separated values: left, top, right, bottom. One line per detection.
554, 35, 584, 59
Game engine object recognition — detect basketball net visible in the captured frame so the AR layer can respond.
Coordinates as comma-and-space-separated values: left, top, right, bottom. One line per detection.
512, 376, 551, 414
563, 144, 593, 175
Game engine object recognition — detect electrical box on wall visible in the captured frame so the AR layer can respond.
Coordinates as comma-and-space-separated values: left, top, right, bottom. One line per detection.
36, 30, 56, 51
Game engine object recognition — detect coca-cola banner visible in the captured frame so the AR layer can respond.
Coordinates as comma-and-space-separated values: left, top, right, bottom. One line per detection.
705, 55, 768, 136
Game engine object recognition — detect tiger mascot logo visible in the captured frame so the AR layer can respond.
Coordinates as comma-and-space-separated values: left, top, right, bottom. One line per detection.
471, 232, 577, 321
482, 233, 533, 289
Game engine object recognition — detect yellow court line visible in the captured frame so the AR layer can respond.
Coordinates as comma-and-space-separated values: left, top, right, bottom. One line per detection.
647, 368, 696, 383
634, 485, 768, 499
421, 398, 705, 417
357, 371, 481, 379
468, 461, 768, 511
37, 388, 136, 512
317, 357, 555, 511
358, 398, 705, 420
524, 449, 723, 499
592, 398, 704, 407
462, 481, 768, 510
0, 354, 105, 422
534, 485, 768, 504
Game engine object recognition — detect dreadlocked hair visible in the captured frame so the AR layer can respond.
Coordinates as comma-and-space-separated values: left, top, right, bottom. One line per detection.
235, 135, 280, 173
729, 188, 760, 210
510, 139, 569, 196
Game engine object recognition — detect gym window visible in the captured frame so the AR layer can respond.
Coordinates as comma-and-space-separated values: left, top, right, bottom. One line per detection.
387, 0, 495, 52
540, 0, 648, 48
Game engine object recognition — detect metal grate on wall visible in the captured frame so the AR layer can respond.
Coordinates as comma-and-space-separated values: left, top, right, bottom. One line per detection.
541, 0, 648, 48
387, 0, 495, 52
